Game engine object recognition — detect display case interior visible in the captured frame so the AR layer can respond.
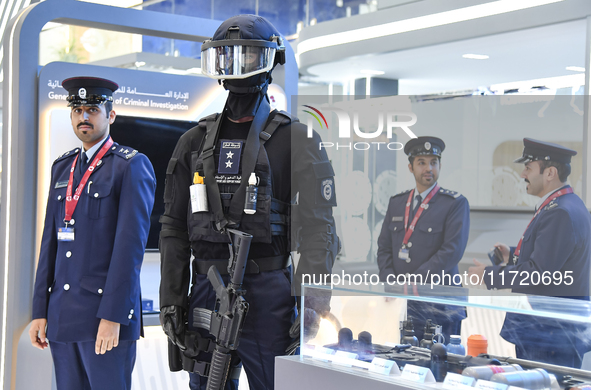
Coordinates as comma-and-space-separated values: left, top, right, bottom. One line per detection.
300, 283, 591, 390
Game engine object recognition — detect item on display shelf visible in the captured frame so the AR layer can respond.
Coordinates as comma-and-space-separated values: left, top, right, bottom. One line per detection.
337, 328, 353, 350
462, 364, 524, 381
483, 354, 591, 389
430, 343, 448, 382
325, 329, 393, 361
467, 334, 488, 356
446, 335, 466, 355
490, 368, 552, 390
381, 345, 502, 378
419, 319, 445, 350
357, 331, 372, 355
400, 317, 419, 346
206, 229, 252, 390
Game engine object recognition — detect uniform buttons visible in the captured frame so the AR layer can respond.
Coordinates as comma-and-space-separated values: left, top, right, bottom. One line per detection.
70, 219, 75, 225
112, 146, 116, 150
48, 287, 52, 293
428, 228, 432, 232
393, 227, 397, 231
94, 193, 99, 198
407, 242, 413, 248
57, 195, 62, 201
405, 259, 411, 263
130, 309, 134, 314
66, 251, 72, 258
64, 284, 70, 291
128, 314, 133, 319
98, 289, 103, 294
492, 288, 498, 291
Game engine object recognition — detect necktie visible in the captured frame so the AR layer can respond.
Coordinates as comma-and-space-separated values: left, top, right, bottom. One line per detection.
410, 194, 422, 220
80, 152, 88, 174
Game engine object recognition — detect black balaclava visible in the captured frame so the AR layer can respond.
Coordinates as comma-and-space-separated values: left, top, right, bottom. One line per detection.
223, 72, 271, 121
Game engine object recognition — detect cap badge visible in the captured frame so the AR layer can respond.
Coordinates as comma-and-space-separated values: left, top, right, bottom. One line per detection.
424, 142, 431, 150
78, 88, 87, 99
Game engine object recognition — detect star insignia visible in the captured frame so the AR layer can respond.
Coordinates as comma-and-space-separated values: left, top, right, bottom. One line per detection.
226, 151, 234, 159
225, 160, 233, 168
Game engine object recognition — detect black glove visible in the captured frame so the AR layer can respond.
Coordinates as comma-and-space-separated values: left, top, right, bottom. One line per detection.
285, 307, 321, 355
160, 305, 187, 351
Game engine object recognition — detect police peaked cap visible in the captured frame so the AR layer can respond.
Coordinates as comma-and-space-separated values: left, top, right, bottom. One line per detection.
62, 76, 118, 107
404, 136, 445, 158
514, 138, 577, 164
209, 14, 285, 65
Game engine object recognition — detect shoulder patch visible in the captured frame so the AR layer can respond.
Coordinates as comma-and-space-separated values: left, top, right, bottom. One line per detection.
391, 189, 412, 199
438, 188, 462, 199
53, 147, 80, 164
113, 146, 139, 160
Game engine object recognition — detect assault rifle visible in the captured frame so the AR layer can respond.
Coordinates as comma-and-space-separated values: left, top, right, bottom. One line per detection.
205, 229, 252, 390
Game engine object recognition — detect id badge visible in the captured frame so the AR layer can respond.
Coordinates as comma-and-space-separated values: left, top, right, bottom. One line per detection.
58, 227, 75, 241
398, 248, 410, 262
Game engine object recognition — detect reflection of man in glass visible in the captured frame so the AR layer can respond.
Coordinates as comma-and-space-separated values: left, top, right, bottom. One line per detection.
377, 136, 469, 344
469, 138, 591, 368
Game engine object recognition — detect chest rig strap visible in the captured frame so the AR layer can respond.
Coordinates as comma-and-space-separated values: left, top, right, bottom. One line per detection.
201, 98, 290, 231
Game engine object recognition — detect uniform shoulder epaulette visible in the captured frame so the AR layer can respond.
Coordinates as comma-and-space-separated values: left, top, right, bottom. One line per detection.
391, 189, 412, 199
438, 187, 462, 199
112, 145, 139, 160
544, 198, 560, 211
53, 147, 80, 164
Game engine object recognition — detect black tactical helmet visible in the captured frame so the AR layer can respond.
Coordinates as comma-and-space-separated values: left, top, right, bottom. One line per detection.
201, 14, 285, 80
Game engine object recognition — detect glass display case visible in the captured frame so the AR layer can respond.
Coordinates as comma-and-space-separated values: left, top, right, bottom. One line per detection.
295, 283, 591, 390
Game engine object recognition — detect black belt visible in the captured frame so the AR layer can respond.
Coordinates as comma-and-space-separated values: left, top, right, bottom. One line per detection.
193, 255, 291, 275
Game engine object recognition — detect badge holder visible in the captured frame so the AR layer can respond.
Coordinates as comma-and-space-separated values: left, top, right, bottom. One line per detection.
58, 220, 75, 241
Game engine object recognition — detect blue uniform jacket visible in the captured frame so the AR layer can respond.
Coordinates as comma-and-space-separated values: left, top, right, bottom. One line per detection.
377, 187, 470, 283
484, 187, 591, 298
32, 138, 156, 342
484, 188, 591, 350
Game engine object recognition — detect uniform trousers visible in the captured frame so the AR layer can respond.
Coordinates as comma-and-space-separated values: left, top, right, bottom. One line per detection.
188, 267, 295, 390
50, 339, 136, 390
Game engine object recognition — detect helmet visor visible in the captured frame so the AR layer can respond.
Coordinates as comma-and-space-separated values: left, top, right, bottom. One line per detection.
201, 44, 276, 79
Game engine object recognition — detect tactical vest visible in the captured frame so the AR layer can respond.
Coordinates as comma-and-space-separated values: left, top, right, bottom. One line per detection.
188, 110, 294, 244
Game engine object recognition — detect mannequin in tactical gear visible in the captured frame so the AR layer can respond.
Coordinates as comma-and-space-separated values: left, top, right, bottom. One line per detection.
159, 15, 339, 390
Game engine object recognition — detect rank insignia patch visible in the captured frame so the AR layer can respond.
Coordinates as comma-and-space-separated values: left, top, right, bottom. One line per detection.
218, 140, 243, 175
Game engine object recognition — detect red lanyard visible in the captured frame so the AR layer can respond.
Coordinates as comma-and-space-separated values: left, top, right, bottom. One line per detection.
402, 184, 440, 246
64, 138, 114, 224
514, 187, 573, 257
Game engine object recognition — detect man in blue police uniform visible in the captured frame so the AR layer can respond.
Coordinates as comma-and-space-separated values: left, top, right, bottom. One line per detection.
377, 136, 469, 344
159, 15, 339, 390
29, 77, 156, 389
469, 138, 591, 368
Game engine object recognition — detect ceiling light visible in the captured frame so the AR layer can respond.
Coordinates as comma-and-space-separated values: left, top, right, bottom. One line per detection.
360, 69, 385, 75
566, 66, 585, 72
463, 54, 489, 60
298, 0, 564, 55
